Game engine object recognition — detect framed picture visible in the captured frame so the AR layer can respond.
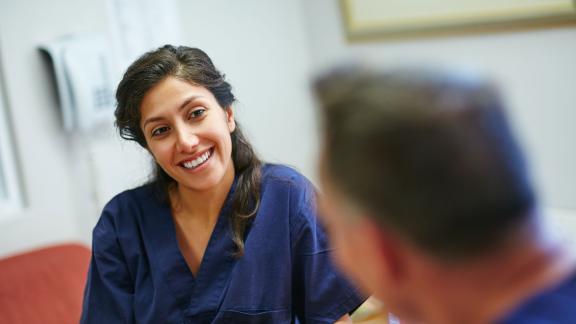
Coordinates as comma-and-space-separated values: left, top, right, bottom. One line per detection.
341, 0, 576, 40
0, 67, 22, 217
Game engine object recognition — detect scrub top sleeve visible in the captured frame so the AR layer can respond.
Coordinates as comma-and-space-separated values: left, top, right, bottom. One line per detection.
291, 180, 366, 324
81, 204, 135, 324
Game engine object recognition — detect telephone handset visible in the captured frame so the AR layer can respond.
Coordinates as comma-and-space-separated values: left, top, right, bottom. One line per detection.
40, 34, 115, 132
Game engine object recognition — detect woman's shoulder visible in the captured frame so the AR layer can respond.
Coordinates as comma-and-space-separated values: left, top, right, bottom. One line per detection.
92, 183, 163, 243
260, 163, 316, 213
97, 183, 160, 226
104, 183, 156, 209
261, 163, 312, 188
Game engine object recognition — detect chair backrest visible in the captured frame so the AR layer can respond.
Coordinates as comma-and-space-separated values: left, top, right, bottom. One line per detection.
0, 243, 91, 324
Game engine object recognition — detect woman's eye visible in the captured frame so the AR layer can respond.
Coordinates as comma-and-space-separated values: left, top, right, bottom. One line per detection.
189, 108, 206, 119
151, 126, 170, 136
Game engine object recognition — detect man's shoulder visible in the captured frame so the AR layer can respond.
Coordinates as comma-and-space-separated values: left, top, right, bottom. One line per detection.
500, 272, 576, 323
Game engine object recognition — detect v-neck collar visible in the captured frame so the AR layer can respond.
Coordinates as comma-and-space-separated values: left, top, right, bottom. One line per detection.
145, 179, 239, 317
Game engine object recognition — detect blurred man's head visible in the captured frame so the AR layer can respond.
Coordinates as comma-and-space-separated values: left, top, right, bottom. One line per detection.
314, 66, 537, 319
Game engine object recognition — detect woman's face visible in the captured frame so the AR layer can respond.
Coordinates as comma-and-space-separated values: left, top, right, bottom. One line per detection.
140, 76, 236, 193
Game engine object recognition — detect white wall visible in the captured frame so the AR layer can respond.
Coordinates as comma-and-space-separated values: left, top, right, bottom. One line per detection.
0, 0, 106, 256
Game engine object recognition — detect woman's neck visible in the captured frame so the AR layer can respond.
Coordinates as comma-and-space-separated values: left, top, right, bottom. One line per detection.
171, 164, 235, 221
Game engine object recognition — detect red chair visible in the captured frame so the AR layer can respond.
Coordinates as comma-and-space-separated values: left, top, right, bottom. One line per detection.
0, 243, 91, 324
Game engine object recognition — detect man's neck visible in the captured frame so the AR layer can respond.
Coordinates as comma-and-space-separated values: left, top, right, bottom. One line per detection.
406, 218, 576, 324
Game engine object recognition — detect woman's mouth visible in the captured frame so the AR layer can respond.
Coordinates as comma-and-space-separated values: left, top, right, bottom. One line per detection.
180, 148, 213, 170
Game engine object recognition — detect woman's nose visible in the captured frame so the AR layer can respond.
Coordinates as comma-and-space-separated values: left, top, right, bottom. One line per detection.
175, 128, 199, 153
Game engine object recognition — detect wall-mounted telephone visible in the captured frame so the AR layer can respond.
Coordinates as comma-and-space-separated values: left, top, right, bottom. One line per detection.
40, 34, 116, 132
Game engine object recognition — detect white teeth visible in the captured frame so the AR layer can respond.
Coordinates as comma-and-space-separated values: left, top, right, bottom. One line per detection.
182, 150, 211, 169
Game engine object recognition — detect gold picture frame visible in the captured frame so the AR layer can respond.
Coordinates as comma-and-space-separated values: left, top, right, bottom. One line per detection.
341, 0, 576, 40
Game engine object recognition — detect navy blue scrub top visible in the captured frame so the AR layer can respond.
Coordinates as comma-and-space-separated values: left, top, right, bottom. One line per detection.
499, 271, 576, 323
81, 164, 366, 323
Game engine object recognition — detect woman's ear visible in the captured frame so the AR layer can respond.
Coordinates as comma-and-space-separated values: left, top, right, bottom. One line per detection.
225, 106, 236, 132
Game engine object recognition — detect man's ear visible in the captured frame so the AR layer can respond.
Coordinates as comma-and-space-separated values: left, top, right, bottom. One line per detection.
358, 218, 406, 298
225, 106, 236, 132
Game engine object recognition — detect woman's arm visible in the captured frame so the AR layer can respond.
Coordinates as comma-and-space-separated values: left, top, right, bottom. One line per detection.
81, 208, 135, 323
290, 176, 367, 323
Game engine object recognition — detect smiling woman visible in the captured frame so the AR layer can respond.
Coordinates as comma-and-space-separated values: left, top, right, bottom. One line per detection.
80, 45, 366, 323
139, 78, 236, 196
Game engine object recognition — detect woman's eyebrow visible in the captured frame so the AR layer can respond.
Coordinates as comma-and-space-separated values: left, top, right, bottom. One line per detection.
142, 116, 164, 129
178, 95, 205, 112
142, 95, 207, 128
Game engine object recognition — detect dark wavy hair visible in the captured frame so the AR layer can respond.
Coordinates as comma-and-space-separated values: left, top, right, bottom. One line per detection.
115, 45, 261, 257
